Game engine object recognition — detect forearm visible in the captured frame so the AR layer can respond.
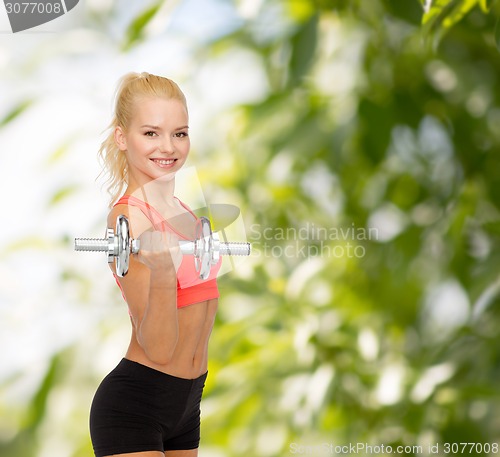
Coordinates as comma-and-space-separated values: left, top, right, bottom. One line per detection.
138, 269, 179, 364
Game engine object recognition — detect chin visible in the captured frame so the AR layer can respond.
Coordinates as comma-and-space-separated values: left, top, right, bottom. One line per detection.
154, 171, 177, 182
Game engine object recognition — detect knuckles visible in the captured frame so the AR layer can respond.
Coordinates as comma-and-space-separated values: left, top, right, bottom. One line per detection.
139, 231, 178, 252
137, 230, 182, 271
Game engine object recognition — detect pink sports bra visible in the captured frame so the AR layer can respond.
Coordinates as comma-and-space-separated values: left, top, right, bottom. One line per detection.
112, 195, 221, 308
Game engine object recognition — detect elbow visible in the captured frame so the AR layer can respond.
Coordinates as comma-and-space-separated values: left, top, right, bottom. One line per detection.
140, 335, 178, 366
137, 320, 179, 365
146, 348, 175, 366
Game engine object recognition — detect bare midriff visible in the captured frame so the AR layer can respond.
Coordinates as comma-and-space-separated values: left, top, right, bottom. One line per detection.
125, 298, 218, 379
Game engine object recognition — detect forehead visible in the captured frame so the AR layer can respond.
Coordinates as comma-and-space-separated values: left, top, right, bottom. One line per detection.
130, 97, 188, 126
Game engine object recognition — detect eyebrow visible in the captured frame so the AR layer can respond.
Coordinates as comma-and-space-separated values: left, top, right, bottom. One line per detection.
140, 124, 189, 130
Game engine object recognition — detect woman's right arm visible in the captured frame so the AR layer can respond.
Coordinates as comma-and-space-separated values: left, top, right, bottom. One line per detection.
108, 206, 182, 365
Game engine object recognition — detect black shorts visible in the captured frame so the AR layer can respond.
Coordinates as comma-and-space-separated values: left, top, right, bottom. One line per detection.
89, 358, 207, 457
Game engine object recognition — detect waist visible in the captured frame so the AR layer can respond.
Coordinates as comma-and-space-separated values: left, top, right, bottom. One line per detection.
117, 358, 208, 385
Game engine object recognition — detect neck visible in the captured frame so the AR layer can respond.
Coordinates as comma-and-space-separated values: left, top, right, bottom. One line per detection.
125, 175, 176, 206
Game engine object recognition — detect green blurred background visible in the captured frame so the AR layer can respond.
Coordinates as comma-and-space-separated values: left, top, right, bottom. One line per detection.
1, 0, 500, 456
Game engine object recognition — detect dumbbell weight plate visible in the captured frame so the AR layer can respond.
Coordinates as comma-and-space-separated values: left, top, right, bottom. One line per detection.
116, 215, 131, 277
210, 231, 220, 266
194, 217, 212, 280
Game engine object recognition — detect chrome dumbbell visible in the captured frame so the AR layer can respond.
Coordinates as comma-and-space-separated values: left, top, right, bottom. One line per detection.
74, 215, 251, 279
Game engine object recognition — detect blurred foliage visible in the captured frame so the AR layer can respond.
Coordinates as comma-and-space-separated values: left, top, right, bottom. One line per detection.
201, 0, 500, 454
0, 99, 33, 128
122, 1, 162, 51
2, 0, 500, 456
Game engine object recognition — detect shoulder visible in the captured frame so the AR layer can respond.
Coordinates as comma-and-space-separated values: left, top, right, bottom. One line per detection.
175, 196, 194, 213
106, 202, 151, 293
107, 202, 152, 239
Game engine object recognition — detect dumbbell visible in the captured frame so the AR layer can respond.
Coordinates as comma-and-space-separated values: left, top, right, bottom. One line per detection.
74, 215, 251, 279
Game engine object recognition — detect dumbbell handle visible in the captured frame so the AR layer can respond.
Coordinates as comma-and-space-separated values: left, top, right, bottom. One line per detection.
75, 238, 120, 252
74, 238, 251, 256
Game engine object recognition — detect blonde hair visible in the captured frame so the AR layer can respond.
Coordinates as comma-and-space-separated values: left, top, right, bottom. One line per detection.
98, 72, 188, 206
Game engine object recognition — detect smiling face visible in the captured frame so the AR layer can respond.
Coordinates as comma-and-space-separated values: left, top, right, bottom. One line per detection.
114, 96, 190, 188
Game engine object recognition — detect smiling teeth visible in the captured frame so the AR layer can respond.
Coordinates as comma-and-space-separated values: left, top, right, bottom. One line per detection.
153, 159, 175, 165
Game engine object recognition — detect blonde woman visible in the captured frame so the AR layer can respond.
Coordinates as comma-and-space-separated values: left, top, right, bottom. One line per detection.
89, 72, 221, 457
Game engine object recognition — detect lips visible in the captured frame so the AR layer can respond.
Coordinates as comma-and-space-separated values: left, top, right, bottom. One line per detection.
150, 158, 177, 168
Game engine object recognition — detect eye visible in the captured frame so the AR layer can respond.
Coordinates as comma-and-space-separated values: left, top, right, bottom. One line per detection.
144, 131, 157, 137
174, 131, 188, 138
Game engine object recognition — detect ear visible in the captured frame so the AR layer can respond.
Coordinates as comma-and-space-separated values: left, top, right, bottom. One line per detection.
114, 126, 127, 151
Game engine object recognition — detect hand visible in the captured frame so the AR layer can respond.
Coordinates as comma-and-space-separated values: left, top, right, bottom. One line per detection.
137, 230, 182, 273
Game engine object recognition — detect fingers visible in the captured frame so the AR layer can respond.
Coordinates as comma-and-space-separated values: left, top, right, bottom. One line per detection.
137, 230, 182, 272
139, 230, 177, 251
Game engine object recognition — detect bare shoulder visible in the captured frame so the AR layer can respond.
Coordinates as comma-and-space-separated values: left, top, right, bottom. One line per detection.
107, 203, 152, 239
106, 203, 151, 279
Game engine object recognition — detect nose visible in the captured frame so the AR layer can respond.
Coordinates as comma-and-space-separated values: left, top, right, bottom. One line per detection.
159, 135, 175, 154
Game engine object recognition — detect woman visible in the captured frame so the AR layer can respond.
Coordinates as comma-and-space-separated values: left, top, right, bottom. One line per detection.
89, 72, 221, 457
